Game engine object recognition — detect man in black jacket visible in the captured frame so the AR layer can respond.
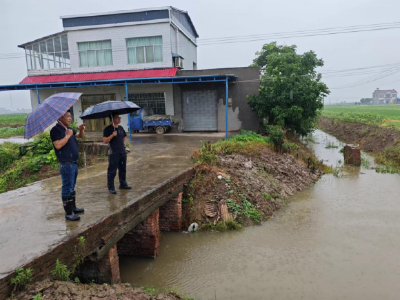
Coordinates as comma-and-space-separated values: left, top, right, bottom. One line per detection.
50, 110, 85, 221
103, 114, 131, 194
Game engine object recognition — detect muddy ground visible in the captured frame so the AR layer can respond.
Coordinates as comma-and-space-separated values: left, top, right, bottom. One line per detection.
183, 144, 323, 229
9, 280, 185, 300
319, 116, 400, 152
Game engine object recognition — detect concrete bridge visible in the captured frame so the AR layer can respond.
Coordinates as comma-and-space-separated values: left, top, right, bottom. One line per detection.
0, 133, 222, 298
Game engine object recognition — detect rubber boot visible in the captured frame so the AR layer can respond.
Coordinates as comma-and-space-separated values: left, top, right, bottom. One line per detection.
62, 196, 80, 221
71, 191, 84, 214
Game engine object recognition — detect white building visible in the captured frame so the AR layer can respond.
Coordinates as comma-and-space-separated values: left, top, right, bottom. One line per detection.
372, 88, 397, 105
18, 7, 198, 131
1, 7, 261, 134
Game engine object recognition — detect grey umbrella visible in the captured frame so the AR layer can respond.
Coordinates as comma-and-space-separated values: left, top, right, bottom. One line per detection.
79, 100, 140, 120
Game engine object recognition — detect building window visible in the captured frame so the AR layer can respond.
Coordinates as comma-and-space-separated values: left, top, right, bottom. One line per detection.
25, 34, 70, 70
126, 36, 163, 64
129, 93, 166, 115
78, 40, 113, 67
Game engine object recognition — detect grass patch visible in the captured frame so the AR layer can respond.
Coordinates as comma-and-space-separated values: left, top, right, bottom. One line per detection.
0, 114, 28, 127
50, 259, 71, 282
321, 111, 386, 126
0, 126, 24, 138
0, 133, 107, 194
11, 268, 33, 293
201, 220, 243, 231
141, 286, 193, 300
322, 105, 400, 129
194, 130, 271, 165
227, 196, 262, 224
373, 144, 400, 173
325, 141, 339, 149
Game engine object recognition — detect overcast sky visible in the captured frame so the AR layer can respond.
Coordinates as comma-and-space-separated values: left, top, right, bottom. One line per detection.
1, 0, 400, 109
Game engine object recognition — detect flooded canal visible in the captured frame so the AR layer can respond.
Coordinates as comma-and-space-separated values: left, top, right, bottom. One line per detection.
120, 130, 400, 300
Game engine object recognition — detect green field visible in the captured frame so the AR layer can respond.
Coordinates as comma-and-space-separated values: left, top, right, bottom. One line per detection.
322, 105, 400, 128
0, 114, 28, 126
0, 114, 28, 138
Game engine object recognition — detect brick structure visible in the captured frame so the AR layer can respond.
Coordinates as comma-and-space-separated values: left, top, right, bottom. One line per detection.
344, 144, 361, 166
159, 192, 183, 232
98, 245, 121, 284
117, 210, 161, 258
76, 245, 121, 284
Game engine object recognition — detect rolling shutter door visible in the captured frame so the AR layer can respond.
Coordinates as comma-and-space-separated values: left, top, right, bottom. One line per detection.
182, 90, 217, 131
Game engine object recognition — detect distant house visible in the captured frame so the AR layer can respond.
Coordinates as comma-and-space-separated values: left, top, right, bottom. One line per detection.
372, 88, 397, 104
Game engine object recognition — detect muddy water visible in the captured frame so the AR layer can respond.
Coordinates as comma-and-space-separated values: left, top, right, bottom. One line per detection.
120, 130, 400, 300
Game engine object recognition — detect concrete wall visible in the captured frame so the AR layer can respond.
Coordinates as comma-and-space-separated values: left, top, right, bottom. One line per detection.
175, 67, 261, 132
30, 83, 174, 131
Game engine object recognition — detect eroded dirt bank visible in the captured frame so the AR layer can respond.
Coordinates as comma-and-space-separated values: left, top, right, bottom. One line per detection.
9, 280, 185, 300
319, 116, 400, 152
319, 116, 400, 170
183, 141, 323, 229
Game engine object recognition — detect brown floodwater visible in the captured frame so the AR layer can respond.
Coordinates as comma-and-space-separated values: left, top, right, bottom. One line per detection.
120, 130, 400, 300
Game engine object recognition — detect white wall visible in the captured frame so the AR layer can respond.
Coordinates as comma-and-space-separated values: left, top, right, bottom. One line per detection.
170, 26, 178, 54
27, 22, 173, 76
69, 22, 173, 73
176, 30, 197, 70
30, 83, 174, 132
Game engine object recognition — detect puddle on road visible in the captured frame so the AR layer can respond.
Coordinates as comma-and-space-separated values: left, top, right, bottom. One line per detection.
120, 130, 400, 300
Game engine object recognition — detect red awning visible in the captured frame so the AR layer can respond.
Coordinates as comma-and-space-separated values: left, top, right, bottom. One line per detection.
20, 68, 178, 84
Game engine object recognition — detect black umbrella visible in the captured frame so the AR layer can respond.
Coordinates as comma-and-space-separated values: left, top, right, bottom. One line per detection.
80, 100, 140, 120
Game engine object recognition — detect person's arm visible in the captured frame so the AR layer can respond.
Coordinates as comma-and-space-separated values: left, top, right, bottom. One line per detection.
103, 128, 117, 144
75, 123, 86, 139
53, 129, 74, 150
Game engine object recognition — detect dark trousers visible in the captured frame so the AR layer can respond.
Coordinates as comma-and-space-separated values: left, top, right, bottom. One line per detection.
107, 153, 127, 190
59, 163, 78, 197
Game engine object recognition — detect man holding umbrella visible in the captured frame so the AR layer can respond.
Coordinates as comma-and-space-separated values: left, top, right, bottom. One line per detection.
24, 92, 85, 222
51, 110, 86, 221
80, 100, 139, 194
103, 114, 131, 194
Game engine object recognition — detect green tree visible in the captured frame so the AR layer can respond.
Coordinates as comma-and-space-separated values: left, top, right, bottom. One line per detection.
249, 42, 330, 135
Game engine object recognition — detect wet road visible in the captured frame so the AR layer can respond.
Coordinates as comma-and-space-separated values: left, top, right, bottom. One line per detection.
120, 130, 400, 300
0, 133, 223, 279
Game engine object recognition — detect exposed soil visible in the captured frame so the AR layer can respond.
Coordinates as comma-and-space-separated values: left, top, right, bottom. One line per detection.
9, 280, 184, 300
183, 145, 322, 229
319, 116, 400, 152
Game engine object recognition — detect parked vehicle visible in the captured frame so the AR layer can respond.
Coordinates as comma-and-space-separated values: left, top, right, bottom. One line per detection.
130, 107, 174, 134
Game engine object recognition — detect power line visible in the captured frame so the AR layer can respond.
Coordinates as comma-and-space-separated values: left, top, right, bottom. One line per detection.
197, 21, 400, 42
2, 21, 400, 59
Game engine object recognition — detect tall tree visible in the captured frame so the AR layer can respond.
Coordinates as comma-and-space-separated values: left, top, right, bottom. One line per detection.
249, 42, 330, 136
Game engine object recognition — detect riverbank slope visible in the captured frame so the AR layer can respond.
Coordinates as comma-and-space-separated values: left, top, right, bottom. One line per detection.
182, 131, 325, 229
319, 116, 400, 170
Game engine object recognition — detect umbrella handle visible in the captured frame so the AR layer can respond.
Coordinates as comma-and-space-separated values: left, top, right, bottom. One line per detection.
57, 120, 67, 131
111, 114, 115, 130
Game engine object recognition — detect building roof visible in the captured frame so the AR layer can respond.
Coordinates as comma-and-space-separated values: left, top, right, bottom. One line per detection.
376, 89, 397, 93
61, 6, 199, 38
19, 68, 178, 84
60, 6, 171, 19
18, 31, 66, 49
